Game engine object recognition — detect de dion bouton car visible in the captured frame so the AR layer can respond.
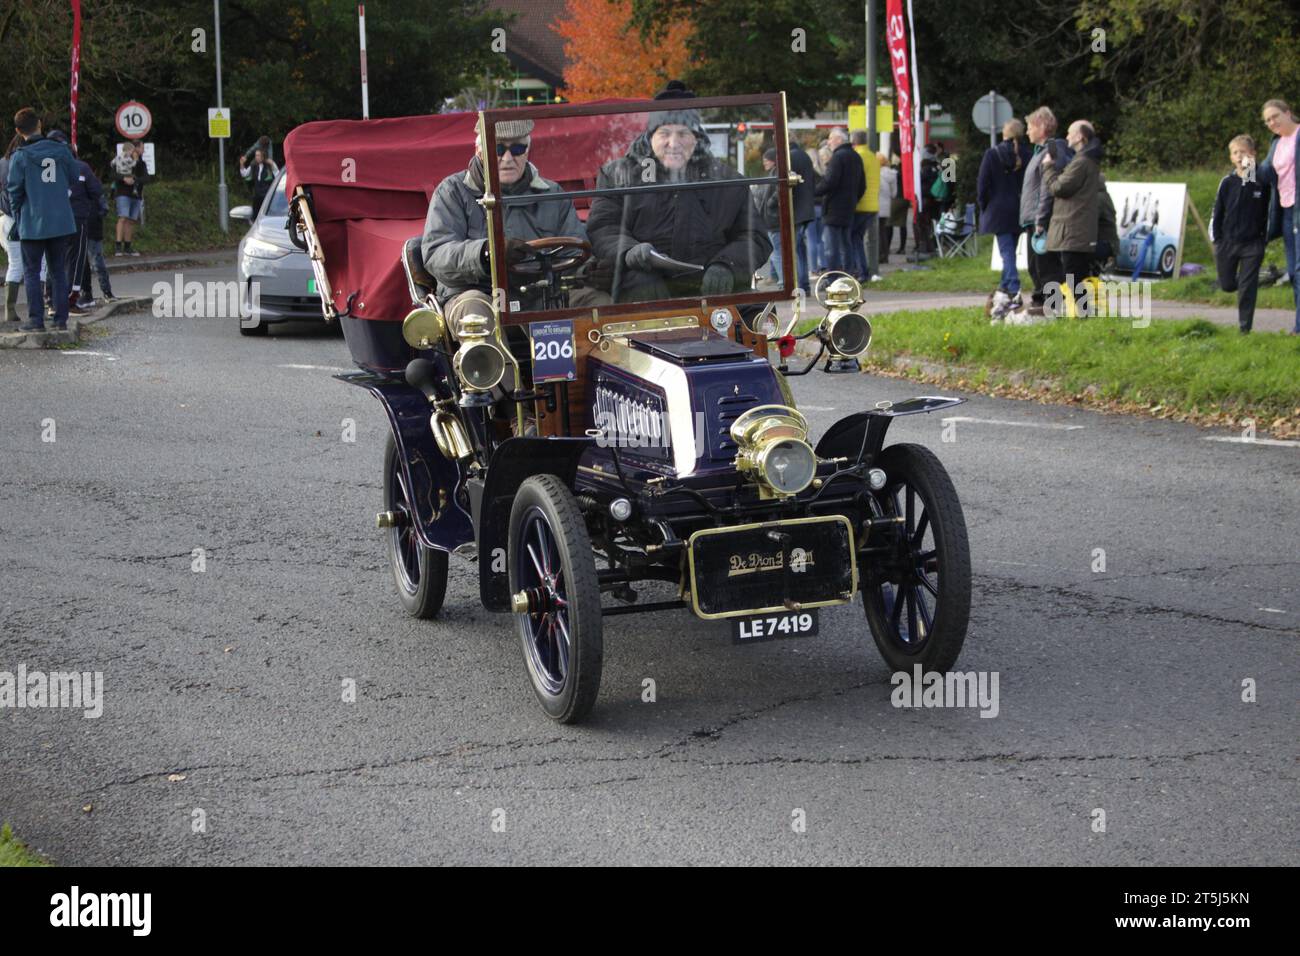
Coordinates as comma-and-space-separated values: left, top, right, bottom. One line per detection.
283, 93, 972, 724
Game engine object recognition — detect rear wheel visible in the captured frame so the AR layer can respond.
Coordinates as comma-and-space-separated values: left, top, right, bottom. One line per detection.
509, 475, 603, 723
383, 434, 448, 618
862, 443, 971, 672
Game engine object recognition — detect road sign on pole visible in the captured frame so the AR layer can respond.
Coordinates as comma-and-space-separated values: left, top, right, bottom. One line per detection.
971, 90, 1014, 148
208, 108, 231, 138
115, 101, 152, 140
214, 0, 228, 235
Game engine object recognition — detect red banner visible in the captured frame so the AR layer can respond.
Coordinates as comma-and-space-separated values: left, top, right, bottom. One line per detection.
886, 0, 914, 203
70, 0, 82, 151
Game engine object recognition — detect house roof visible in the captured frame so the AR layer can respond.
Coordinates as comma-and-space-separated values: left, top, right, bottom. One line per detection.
488, 0, 571, 88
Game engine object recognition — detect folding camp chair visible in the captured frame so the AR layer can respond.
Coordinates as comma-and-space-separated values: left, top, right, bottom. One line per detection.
934, 203, 977, 258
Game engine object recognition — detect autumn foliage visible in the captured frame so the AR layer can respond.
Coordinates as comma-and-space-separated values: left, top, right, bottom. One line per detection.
551, 0, 694, 102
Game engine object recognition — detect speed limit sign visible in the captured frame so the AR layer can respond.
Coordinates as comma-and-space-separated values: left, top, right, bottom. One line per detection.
115, 101, 152, 140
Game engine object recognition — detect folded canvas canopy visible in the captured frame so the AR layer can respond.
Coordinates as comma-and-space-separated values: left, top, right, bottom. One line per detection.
283, 106, 635, 323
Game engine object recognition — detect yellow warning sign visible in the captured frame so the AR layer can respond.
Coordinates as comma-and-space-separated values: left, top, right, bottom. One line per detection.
207, 108, 230, 139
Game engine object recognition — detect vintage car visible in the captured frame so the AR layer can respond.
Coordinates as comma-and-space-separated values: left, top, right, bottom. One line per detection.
284, 93, 971, 723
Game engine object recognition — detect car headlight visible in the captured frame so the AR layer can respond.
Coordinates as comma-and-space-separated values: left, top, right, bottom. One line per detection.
454, 340, 506, 392
243, 237, 289, 260
730, 404, 817, 497
754, 437, 817, 495
821, 309, 872, 357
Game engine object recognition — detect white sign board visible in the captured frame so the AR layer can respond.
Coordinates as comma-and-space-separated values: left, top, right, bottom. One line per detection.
115, 101, 152, 139
990, 230, 1030, 271
971, 92, 1013, 136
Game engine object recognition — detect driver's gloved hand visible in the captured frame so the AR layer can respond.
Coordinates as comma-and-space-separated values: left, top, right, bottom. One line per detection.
700, 263, 734, 295
624, 242, 661, 272
504, 237, 532, 266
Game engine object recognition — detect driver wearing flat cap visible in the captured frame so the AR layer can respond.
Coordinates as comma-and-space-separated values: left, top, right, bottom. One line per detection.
422, 117, 600, 311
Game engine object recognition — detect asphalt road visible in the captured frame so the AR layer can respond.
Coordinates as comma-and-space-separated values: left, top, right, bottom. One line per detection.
1, 300, 1296, 866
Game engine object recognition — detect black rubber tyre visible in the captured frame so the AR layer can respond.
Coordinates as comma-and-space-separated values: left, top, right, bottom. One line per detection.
862, 443, 971, 673
508, 475, 603, 723
383, 433, 448, 619
238, 317, 268, 336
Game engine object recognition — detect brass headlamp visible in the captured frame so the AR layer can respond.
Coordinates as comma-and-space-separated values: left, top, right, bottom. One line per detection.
730, 405, 818, 498
445, 294, 507, 393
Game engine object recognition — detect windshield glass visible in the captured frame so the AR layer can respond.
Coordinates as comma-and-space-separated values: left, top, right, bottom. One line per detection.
265, 173, 289, 217
479, 95, 791, 322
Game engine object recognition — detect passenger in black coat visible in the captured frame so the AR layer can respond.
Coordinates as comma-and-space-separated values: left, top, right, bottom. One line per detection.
587, 91, 771, 303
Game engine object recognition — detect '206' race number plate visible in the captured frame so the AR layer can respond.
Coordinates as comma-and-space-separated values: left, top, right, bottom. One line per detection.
528, 319, 577, 383
731, 609, 819, 644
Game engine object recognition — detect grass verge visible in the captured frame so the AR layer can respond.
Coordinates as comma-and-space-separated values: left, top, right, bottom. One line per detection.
873, 166, 1296, 309
0, 823, 50, 867
854, 307, 1300, 438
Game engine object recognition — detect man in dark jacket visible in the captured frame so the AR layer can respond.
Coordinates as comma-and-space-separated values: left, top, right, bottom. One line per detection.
977, 119, 1032, 317
422, 117, 597, 313
587, 81, 771, 303
813, 128, 864, 274
1041, 121, 1104, 315
5, 108, 76, 330
789, 136, 816, 292
48, 130, 101, 316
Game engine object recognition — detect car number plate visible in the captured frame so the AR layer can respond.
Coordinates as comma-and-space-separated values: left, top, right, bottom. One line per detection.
731, 609, 819, 644
307, 277, 317, 294
528, 319, 577, 383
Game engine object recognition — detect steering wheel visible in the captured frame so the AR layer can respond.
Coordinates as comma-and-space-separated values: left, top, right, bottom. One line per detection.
510, 236, 593, 276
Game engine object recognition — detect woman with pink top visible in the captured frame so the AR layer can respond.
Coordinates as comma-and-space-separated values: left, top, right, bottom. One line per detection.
1261, 98, 1300, 334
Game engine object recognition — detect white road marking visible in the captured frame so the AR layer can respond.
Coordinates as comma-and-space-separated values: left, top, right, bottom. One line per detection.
1203, 436, 1300, 448
1259, 607, 1286, 614
57, 350, 117, 360
800, 405, 836, 411
277, 363, 350, 372
942, 416, 1084, 431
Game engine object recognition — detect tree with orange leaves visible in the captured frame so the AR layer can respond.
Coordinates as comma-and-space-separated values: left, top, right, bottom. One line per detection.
551, 0, 693, 102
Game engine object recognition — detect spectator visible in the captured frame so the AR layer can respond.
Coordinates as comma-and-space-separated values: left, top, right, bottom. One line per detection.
808, 139, 831, 272
0, 133, 24, 324
916, 148, 940, 256
877, 153, 896, 265
1211, 135, 1272, 333
5, 107, 76, 331
788, 135, 816, 292
886, 155, 909, 255
814, 128, 865, 275
1041, 120, 1104, 315
80, 156, 115, 306
757, 148, 783, 283
240, 148, 279, 215
1095, 174, 1119, 278
978, 118, 1032, 319
1261, 98, 1300, 335
1019, 106, 1058, 315
850, 129, 881, 282
112, 140, 148, 256
48, 130, 101, 317
239, 135, 275, 171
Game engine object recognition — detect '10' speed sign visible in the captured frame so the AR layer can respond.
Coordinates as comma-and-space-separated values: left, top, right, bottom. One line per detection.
115, 101, 152, 140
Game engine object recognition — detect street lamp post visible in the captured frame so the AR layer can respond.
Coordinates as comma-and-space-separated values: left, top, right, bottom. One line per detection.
214, 0, 228, 234
866, 0, 878, 152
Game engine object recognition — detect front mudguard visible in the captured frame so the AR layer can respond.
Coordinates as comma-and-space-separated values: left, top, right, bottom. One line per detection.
815, 396, 964, 464
336, 370, 474, 552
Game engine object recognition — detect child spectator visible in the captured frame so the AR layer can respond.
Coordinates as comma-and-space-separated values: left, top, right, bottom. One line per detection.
1210, 134, 1273, 333
239, 148, 279, 215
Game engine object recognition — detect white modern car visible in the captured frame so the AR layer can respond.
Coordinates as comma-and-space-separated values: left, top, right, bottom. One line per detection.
232, 171, 321, 336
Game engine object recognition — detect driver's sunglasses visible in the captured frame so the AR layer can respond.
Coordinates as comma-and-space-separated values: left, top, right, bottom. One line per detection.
496, 142, 529, 157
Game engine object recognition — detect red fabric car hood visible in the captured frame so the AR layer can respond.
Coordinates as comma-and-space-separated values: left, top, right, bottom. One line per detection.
283, 105, 638, 322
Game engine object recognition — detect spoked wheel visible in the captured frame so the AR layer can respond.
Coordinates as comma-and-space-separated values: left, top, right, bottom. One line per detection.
862, 443, 971, 672
383, 434, 448, 618
508, 475, 603, 723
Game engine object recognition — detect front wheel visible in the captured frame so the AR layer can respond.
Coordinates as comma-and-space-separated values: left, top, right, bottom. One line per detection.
862, 443, 971, 672
509, 475, 603, 723
383, 434, 448, 618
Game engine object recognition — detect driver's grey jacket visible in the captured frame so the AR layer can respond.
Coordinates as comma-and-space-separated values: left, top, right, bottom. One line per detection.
422, 159, 585, 304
